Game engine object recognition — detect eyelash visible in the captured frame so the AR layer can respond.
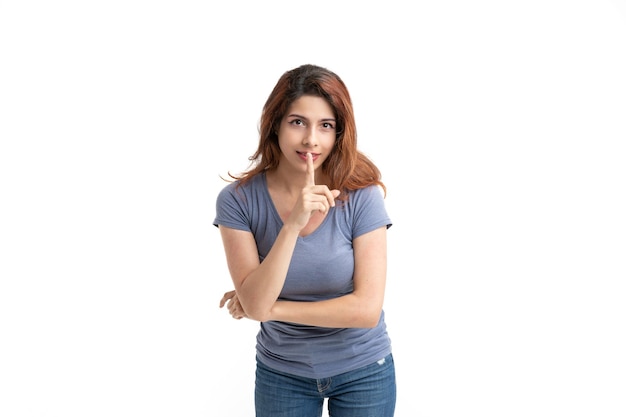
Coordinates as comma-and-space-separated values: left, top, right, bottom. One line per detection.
289, 119, 335, 129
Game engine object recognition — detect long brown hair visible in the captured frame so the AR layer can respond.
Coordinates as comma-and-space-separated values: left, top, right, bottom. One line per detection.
227, 64, 386, 197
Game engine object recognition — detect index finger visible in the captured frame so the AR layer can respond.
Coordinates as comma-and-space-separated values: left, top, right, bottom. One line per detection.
306, 152, 315, 186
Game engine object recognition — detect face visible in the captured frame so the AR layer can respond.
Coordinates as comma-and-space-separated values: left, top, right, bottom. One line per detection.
277, 95, 337, 174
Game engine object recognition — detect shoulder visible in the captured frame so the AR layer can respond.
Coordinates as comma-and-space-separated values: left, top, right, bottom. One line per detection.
214, 174, 266, 230
343, 185, 391, 235
217, 174, 264, 201
346, 185, 386, 205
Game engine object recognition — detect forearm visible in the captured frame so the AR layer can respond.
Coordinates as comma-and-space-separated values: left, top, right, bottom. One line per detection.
238, 224, 300, 321
268, 293, 383, 328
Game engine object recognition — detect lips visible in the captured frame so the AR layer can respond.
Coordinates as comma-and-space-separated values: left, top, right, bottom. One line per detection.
296, 151, 320, 161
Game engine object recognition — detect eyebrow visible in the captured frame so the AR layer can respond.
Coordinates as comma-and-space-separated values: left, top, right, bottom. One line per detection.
287, 113, 336, 122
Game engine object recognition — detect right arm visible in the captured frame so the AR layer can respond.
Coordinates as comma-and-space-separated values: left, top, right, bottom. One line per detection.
218, 153, 339, 321
218, 223, 300, 322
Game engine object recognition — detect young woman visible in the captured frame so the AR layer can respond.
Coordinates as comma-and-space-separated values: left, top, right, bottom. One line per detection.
215, 64, 396, 417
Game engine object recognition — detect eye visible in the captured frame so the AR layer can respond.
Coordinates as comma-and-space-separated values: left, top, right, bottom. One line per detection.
289, 119, 305, 126
322, 122, 335, 130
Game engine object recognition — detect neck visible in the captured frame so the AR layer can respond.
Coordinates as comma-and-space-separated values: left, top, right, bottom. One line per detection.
268, 165, 329, 194
266, 169, 306, 196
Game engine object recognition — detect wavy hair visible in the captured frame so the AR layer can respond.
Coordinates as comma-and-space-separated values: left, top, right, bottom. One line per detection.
226, 64, 386, 197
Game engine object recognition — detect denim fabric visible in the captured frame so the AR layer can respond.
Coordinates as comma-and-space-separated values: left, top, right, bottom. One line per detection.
255, 353, 396, 417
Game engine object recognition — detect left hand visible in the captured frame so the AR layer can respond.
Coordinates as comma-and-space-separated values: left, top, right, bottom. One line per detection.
219, 290, 247, 320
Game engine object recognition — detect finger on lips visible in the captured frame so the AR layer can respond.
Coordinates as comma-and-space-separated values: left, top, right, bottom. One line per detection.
306, 152, 336, 209
306, 152, 315, 185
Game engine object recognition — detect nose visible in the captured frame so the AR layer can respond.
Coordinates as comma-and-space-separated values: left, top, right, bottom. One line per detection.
302, 126, 318, 147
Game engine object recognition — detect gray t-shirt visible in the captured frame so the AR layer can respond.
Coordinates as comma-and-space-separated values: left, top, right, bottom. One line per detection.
213, 172, 392, 379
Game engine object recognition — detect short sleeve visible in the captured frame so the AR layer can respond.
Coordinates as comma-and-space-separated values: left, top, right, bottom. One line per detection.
213, 183, 251, 232
351, 185, 392, 239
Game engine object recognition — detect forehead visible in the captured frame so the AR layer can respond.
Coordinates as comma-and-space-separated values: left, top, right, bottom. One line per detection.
286, 95, 334, 118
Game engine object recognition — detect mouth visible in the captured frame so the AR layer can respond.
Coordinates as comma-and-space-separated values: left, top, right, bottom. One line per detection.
296, 151, 320, 161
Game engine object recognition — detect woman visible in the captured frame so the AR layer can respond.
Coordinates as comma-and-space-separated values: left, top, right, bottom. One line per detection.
215, 64, 396, 417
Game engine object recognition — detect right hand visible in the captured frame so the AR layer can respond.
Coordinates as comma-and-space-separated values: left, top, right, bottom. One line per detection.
287, 152, 341, 230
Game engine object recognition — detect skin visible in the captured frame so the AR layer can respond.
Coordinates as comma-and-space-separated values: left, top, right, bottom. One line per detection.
218, 95, 388, 328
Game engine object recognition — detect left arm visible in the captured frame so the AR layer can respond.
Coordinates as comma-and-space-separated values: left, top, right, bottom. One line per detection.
269, 225, 388, 328
220, 226, 387, 326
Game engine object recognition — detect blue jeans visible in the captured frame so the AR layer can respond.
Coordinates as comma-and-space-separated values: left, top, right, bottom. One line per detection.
255, 353, 396, 417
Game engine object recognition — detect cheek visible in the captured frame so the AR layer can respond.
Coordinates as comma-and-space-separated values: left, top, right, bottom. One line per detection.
323, 141, 337, 160
324, 135, 337, 149
276, 132, 297, 154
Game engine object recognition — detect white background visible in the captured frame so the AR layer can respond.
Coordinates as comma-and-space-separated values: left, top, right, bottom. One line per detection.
1, 1, 625, 416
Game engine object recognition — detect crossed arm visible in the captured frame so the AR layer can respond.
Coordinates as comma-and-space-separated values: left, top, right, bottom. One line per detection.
218, 152, 388, 328
218, 225, 388, 329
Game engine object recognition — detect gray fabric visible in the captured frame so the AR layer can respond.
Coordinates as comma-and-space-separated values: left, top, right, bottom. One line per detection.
214, 173, 393, 378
